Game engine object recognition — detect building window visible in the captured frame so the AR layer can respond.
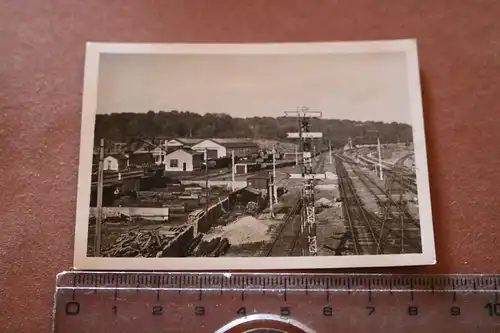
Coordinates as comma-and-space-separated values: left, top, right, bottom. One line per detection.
170, 159, 179, 168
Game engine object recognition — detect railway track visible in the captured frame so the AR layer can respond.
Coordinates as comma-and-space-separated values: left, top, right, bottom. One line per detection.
265, 196, 303, 257
384, 168, 417, 194
313, 153, 326, 173
265, 153, 327, 257
356, 155, 417, 194
339, 155, 422, 253
335, 157, 382, 255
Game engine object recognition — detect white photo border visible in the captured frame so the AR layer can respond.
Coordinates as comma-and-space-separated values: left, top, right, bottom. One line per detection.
73, 39, 436, 270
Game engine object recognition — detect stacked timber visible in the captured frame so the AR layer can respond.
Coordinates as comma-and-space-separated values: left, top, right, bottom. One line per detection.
88, 214, 132, 226
188, 236, 231, 257
101, 230, 174, 258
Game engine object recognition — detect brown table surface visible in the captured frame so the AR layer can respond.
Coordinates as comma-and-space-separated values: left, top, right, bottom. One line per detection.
1, 0, 500, 331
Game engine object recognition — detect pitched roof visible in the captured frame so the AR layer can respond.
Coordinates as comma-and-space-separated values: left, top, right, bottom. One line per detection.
166, 148, 204, 157
242, 187, 262, 195
168, 138, 203, 145
127, 139, 156, 152
247, 171, 271, 180
210, 138, 259, 148
105, 153, 128, 161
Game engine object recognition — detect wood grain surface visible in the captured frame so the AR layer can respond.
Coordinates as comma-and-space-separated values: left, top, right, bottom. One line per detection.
1, 0, 499, 331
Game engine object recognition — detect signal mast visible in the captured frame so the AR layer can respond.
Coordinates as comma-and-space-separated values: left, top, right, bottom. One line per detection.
285, 106, 324, 256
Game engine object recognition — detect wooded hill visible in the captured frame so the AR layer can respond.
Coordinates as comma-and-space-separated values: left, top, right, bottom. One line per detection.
94, 110, 413, 148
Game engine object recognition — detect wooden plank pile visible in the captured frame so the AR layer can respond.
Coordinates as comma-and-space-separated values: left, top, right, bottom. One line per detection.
88, 214, 132, 226
101, 229, 175, 258
187, 234, 231, 257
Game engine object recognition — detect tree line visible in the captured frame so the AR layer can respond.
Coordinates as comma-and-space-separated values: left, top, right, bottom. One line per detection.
94, 110, 413, 149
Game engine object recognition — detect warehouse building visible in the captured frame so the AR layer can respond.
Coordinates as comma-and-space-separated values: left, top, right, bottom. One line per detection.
165, 148, 204, 172
164, 138, 203, 150
191, 138, 259, 159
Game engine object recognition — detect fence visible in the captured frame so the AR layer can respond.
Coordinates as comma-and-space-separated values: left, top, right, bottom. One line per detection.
89, 207, 170, 221
180, 180, 247, 190
189, 187, 266, 235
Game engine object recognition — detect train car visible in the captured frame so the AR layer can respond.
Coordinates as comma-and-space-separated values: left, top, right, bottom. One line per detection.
247, 173, 271, 190
203, 156, 232, 169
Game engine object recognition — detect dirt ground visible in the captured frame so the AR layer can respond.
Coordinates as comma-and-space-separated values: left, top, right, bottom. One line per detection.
313, 162, 346, 256
350, 165, 381, 214
202, 215, 280, 246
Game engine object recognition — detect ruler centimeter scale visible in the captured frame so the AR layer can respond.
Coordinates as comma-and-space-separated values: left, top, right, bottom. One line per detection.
53, 272, 500, 333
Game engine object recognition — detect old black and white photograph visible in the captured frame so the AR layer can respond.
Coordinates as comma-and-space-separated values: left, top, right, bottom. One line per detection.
73, 41, 436, 270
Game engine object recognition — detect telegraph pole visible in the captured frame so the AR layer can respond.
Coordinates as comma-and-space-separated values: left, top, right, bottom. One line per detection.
285, 106, 324, 256
295, 145, 299, 166
272, 147, 277, 203
204, 149, 210, 233
269, 182, 275, 218
377, 135, 384, 181
231, 149, 235, 192
94, 138, 104, 257
329, 140, 333, 164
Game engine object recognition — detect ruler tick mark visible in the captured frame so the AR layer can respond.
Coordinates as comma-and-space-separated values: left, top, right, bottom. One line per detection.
241, 278, 245, 301
72, 275, 76, 300
368, 281, 372, 303
410, 280, 414, 301
284, 279, 288, 302
495, 279, 498, 302
156, 278, 161, 301
452, 280, 456, 303
198, 279, 202, 301
326, 279, 330, 301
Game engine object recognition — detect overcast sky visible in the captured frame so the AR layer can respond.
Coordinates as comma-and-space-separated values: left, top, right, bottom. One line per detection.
97, 51, 411, 124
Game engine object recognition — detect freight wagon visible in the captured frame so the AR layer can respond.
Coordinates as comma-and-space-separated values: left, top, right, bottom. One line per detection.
246, 173, 271, 190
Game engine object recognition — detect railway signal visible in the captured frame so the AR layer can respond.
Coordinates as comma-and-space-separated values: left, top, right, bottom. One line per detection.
285, 106, 323, 256
353, 126, 384, 180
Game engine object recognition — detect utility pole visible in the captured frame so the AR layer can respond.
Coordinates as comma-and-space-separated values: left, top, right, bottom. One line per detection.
285, 106, 324, 257
356, 126, 383, 181
295, 144, 298, 166
272, 147, 277, 203
329, 140, 333, 164
164, 141, 168, 164
377, 135, 384, 181
269, 182, 275, 218
204, 149, 209, 197
94, 138, 104, 257
204, 149, 209, 233
231, 149, 235, 192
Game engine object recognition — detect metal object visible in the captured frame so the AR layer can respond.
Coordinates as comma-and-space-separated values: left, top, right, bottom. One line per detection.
287, 132, 323, 139
285, 106, 323, 256
231, 149, 235, 192
94, 138, 104, 257
53, 272, 500, 333
272, 147, 278, 204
